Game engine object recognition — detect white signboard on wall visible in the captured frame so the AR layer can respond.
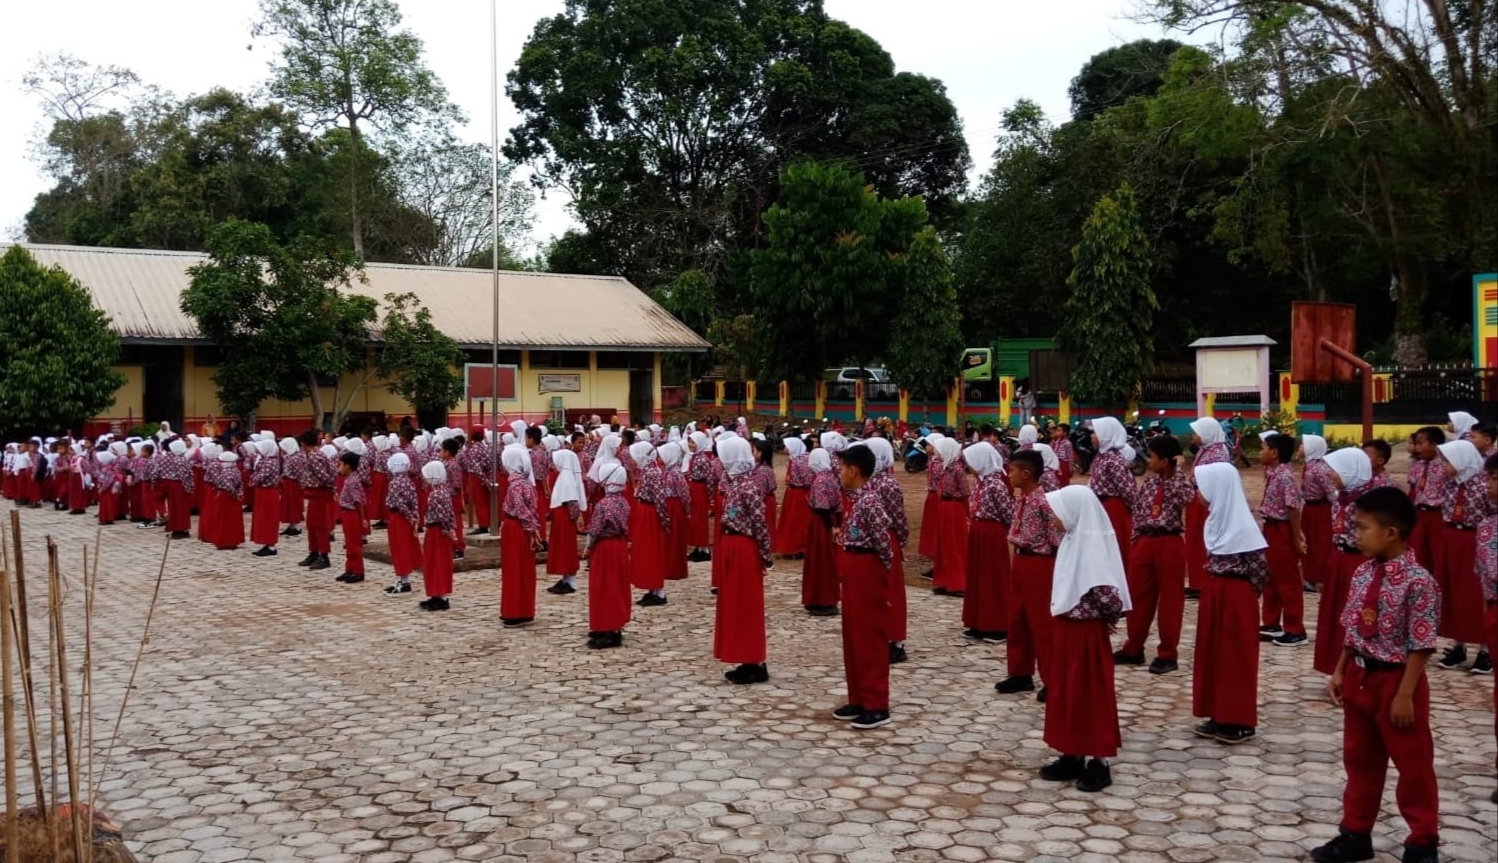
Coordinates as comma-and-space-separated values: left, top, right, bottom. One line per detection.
537, 374, 582, 394
1199, 348, 1263, 390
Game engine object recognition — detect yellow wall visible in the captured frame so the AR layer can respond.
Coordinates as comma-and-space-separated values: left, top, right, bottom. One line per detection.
106, 365, 144, 422
1322, 423, 1428, 443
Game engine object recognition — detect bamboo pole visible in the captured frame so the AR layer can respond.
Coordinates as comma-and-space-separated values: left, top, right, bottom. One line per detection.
48, 540, 85, 863
11, 510, 46, 821
45, 538, 59, 862
1, 517, 18, 858
84, 539, 100, 863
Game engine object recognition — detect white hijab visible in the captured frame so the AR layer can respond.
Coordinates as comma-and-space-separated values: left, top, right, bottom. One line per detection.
600, 462, 629, 493
820, 432, 848, 455
502, 443, 532, 479
657, 442, 685, 471
629, 441, 657, 468
1196, 463, 1267, 555
1325, 447, 1371, 491
783, 437, 806, 458
1017, 425, 1038, 446
387, 453, 411, 475
550, 449, 586, 511
1438, 440, 1484, 484
279, 437, 298, 456
1449, 411, 1479, 437
962, 441, 1004, 477
932, 436, 962, 464
587, 435, 622, 484
808, 449, 832, 473
256, 438, 277, 458
718, 437, 755, 478
684, 430, 711, 473
1046, 485, 1132, 616
862, 437, 895, 472
1092, 417, 1127, 451
1033, 442, 1060, 473
1301, 435, 1327, 462
1190, 417, 1223, 447
421, 460, 446, 485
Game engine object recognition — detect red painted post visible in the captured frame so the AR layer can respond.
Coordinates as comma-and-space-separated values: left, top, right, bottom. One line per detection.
1318, 339, 1373, 442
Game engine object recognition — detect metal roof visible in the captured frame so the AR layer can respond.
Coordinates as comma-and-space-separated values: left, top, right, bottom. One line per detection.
7, 244, 710, 352
1188, 335, 1277, 349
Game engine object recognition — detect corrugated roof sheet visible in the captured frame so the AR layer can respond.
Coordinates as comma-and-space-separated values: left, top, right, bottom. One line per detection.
6, 244, 710, 352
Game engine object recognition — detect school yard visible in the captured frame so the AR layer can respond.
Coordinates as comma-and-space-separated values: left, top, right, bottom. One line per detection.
7, 453, 1496, 863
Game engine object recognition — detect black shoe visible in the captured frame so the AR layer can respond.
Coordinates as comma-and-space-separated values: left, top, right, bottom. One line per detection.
336, 572, 354, 582
637, 593, 667, 607
724, 663, 769, 685
981, 631, 1007, 644
850, 710, 891, 730
1438, 644, 1468, 669
1076, 759, 1112, 793
1399, 845, 1437, 863
1039, 754, 1085, 782
384, 583, 412, 596
687, 549, 710, 562
538, 541, 548, 552
170, 531, 191, 540
962, 628, 983, 641
69, 509, 87, 516
1309, 828, 1374, 863
1036, 686, 1047, 703
1215, 725, 1256, 745
468, 526, 486, 535
1148, 658, 1178, 675
372, 520, 389, 530
1272, 632, 1308, 647
452, 550, 465, 560
587, 631, 623, 650
995, 675, 1036, 694
832, 704, 863, 721
502, 617, 534, 628
344, 574, 365, 584
806, 605, 839, 617
419, 596, 450, 612
888, 643, 907, 664
1192, 720, 1219, 739
920, 568, 934, 580
307, 555, 331, 571
297, 554, 317, 567
1471, 651, 1493, 675
1113, 650, 1146, 666
252, 546, 277, 557
281, 526, 302, 537
1184, 587, 1201, 600
546, 580, 576, 595
1258, 624, 1283, 641
932, 586, 949, 596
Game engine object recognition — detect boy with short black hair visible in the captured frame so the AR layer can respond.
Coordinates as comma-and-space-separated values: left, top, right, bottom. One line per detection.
1116, 435, 1194, 674
1258, 433, 1308, 646
335, 452, 368, 583
1314, 486, 1440, 863
1405, 426, 1448, 574
833, 444, 894, 729
1050, 423, 1074, 485
996, 450, 1062, 700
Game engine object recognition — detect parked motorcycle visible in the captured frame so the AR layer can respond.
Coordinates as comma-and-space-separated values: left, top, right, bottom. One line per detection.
1222, 414, 1251, 467
1070, 424, 1098, 474
1123, 413, 1149, 476
902, 435, 929, 472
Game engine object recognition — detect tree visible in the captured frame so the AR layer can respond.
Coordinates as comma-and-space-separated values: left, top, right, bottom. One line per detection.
374, 293, 464, 430
255, 0, 459, 258
180, 220, 377, 428
886, 228, 963, 400
0, 246, 126, 439
388, 131, 535, 267
1057, 185, 1158, 406
1068, 39, 1185, 121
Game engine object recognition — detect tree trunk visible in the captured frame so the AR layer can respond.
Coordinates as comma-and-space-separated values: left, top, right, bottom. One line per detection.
307, 370, 327, 431
348, 118, 364, 259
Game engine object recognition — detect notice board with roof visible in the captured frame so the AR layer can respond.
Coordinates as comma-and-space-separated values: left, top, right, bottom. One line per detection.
1189, 335, 1276, 417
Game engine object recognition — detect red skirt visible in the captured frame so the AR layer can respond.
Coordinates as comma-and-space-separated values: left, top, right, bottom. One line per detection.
802, 513, 840, 608
251, 485, 281, 546
1436, 525, 1484, 642
764, 495, 778, 545
588, 536, 632, 632
1301, 500, 1334, 584
280, 477, 303, 524
713, 534, 766, 664
1044, 616, 1121, 757
546, 507, 580, 575
67, 473, 88, 512
687, 480, 712, 547
212, 488, 244, 549
97, 488, 121, 524
535, 481, 549, 543
932, 498, 970, 593
1100, 496, 1132, 576
198, 482, 218, 544
630, 502, 668, 590
963, 520, 1011, 632
191, 466, 205, 513
422, 526, 453, 597
369, 471, 388, 523
1193, 574, 1260, 727
388, 512, 421, 576
1185, 498, 1208, 590
666, 498, 689, 580
500, 515, 537, 620
1314, 549, 1365, 675
1409, 508, 1444, 573
917, 490, 941, 558
774, 486, 812, 555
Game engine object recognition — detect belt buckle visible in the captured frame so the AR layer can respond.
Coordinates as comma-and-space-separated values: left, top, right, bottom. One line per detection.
1354, 656, 1366, 669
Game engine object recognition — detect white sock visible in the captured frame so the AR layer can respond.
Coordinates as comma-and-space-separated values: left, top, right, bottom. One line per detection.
893, 641, 905, 649
397, 576, 410, 585
562, 575, 577, 587
652, 589, 666, 598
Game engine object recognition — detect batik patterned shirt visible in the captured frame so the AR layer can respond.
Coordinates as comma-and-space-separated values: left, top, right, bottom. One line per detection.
752, 463, 777, 501
155, 452, 195, 493
1131, 471, 1194, 536
1008, 488, 1061, 555
1206, 550, 1271, 594
587, 492, 631, 539
205, 462, 242, 498
461, 441, 493, 486
971, 473, 1014, 525
297, 450, 336, 491
385, 474, 419, 521
1443, 472, 1488, 529
808, 471, 842, 518
1061, 586, 1124, 624
1340, 550, 1439, 664
938, 460, 969, 500
338, 474, 366, 511
786, 454, 813, 488
503, 475, 541, 533
1259, 463, 1302, 521
1051, 437, 1074, 469
529, 446, 550, 489
663, 467, 691, 516
1302, 460, 1338, 504
281, 450, 303, 481
1192, 441, 1229, 468
1334, 473, 1398, 552
425, 482, 456, 531
635, 461, 672, 530
1088, 450, 1135, 500
722, 472, 772, 564
841, 486, 893, 570
868, 470, 910, 546
1407, 457, 1448, 509
1040, 469, 1061, 493
251, 454, 282, 488
1475, 511, 1496, 603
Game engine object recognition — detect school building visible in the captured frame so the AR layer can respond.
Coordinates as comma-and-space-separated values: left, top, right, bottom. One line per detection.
13, 244, 709, 436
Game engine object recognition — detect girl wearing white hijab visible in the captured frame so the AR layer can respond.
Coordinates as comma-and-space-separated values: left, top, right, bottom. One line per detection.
1447, 410, 1479, 440
917, 432, 946, 563
1016, 424, 1039, 450
1299, 435, 1337, 593
419, 460, 456, 611
500, 443, 542, 627
1192, 463, 1270, 746
545, 448, 587, 595
930, 436, 970, 598
774, 436, 813, 558
1039, 486, 1130, 792
656, 442, 692, 582
961, 442, 1011, 643
580, 463, 633, 649
629, 442, 672, 606
1313, 447, 1373, 675
382, 453, 421, 594
1032, 443, 1062, 492
1087, 417, 1137, 574
1432, 439, 1490, 671
1184, 417, 1231, 598
803, 448, 842, 615
684, 431, 719, 560
714, 436, 773, 685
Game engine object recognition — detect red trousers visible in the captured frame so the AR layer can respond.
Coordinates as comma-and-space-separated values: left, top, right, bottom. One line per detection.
1122, 534, 1186, 660
279, 477, 303, 525
368, 471, 388, 524
1007, 554, 1056, 679
839, 550, 890, 711
1302, 500, 1334, 584
467, 476, 491, 531
1045, 617, 1121, 757
1435, 525, 1482, 642
666, 498, 688, 580
802, 513, 840, 608
1194, 574, 1260, 727
713, 534, 766, 664
1184, 498, 1208, 590
1315, 550, 1366, 675
500, 515, 537, 620
67, 473, 88, 512
962, 520, 1010, 633
97, 489, 121, 524
211, 488, 244, 549
1099, 496, 1132, 577
932, 498, 969, 592
885, 528, 906, 642
387, 512, 421, 577
303, 488, 333, 554
535, 481, 549, 543
588, 536, 632, 632
546, 507, 580, 576
1260, 520, 1305, 634
1407, 508, 1443, 574
1340, 662, 1438, 848
251, 485, 281, 547
340, 508, 365, 574
422, 527, 453, 597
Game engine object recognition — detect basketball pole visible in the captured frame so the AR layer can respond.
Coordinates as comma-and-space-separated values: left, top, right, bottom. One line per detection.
488, 0, 502, 536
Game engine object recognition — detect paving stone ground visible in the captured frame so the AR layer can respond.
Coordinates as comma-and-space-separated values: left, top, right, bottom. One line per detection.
4, 456, 1495, 863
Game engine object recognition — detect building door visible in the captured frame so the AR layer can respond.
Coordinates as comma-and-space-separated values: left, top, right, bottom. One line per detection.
629, 369, 654, 427
142, 349, 184, 432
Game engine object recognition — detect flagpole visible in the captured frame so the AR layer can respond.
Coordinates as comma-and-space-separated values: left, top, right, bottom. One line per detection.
488, 0, 502, 535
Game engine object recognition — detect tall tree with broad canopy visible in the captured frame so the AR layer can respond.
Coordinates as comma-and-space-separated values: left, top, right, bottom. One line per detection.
885, 227, 964, 401
0, 246, 126, 439
374, 293, 464, 431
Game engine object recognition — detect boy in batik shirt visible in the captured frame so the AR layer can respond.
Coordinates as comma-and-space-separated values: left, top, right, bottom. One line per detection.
832, 445, 894, 730
1116, 436, 1195, 674
335, 452, 368, 584
996, 451, 1062, 701
1258, 433, 1307, 646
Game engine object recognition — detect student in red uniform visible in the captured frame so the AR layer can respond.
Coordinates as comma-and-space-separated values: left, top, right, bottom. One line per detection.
1478, 455, 1497, 804
1115, 435, 1194, 674
752, 439, 778, 546
94, 450, 122, 525
803, 449, 842, 616
1185, 417, 1231, 598
1313, 486, 1440, 863
658, 442, 691, 582
335, 452, 368, 583
1405, 426, 1447, 573
207, 450, 245, 550
1087, 417, 1136, 575
996, 450, 1062, 700
961, 442, 1012, 644
297, 432, 336, 571
248, 438, 282, 557
859, 437, 910, 664
1033, 443, 1062, 492
930, 436, 970, 598
1258, 432, 1308, 646
916, 433, 944, 571
500, 443, 543, 627
382, 454, 420, 596
158, 439, 195, 540
1050, 424, 1075, 486
419, 460, 455, 611
774, 436, 813, 557
526, 426, 551, 547
439, 436, 467, 560
545, 448, 586, 595
685, 431, 719, 562
1313, 447, 1375, 675
1432, 439, 1490, 673
630, 441, 672, 607
831, 444, 895, 730
713, 436, 773, 684
1301, 435, 1337, 592
1039, 485, 1130, 792
278, 436, 304, 538
1192, 463, 1270, 745
581, 463, 632, 648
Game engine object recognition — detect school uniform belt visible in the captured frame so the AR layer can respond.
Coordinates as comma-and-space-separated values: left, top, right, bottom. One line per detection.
1096, 495, 1124, 501
1353, 654, 1405, 673
940, 495, 963, 501
842, 546, 879, 556
340, 505, 359, 512
1262, 517, 1288, 524
1013, 548, 1053, 557
1416, 505, 1441, 512
1447, 523, 1476, 532
1335, 543, 1362, 555
1305, 500, 1331, 507
1136, 528, 1183, 537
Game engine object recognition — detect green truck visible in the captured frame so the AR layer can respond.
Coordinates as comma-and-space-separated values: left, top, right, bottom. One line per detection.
961, 337, 1075, 399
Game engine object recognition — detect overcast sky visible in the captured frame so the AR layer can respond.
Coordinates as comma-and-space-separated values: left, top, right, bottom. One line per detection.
0, 0, 1199, 251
